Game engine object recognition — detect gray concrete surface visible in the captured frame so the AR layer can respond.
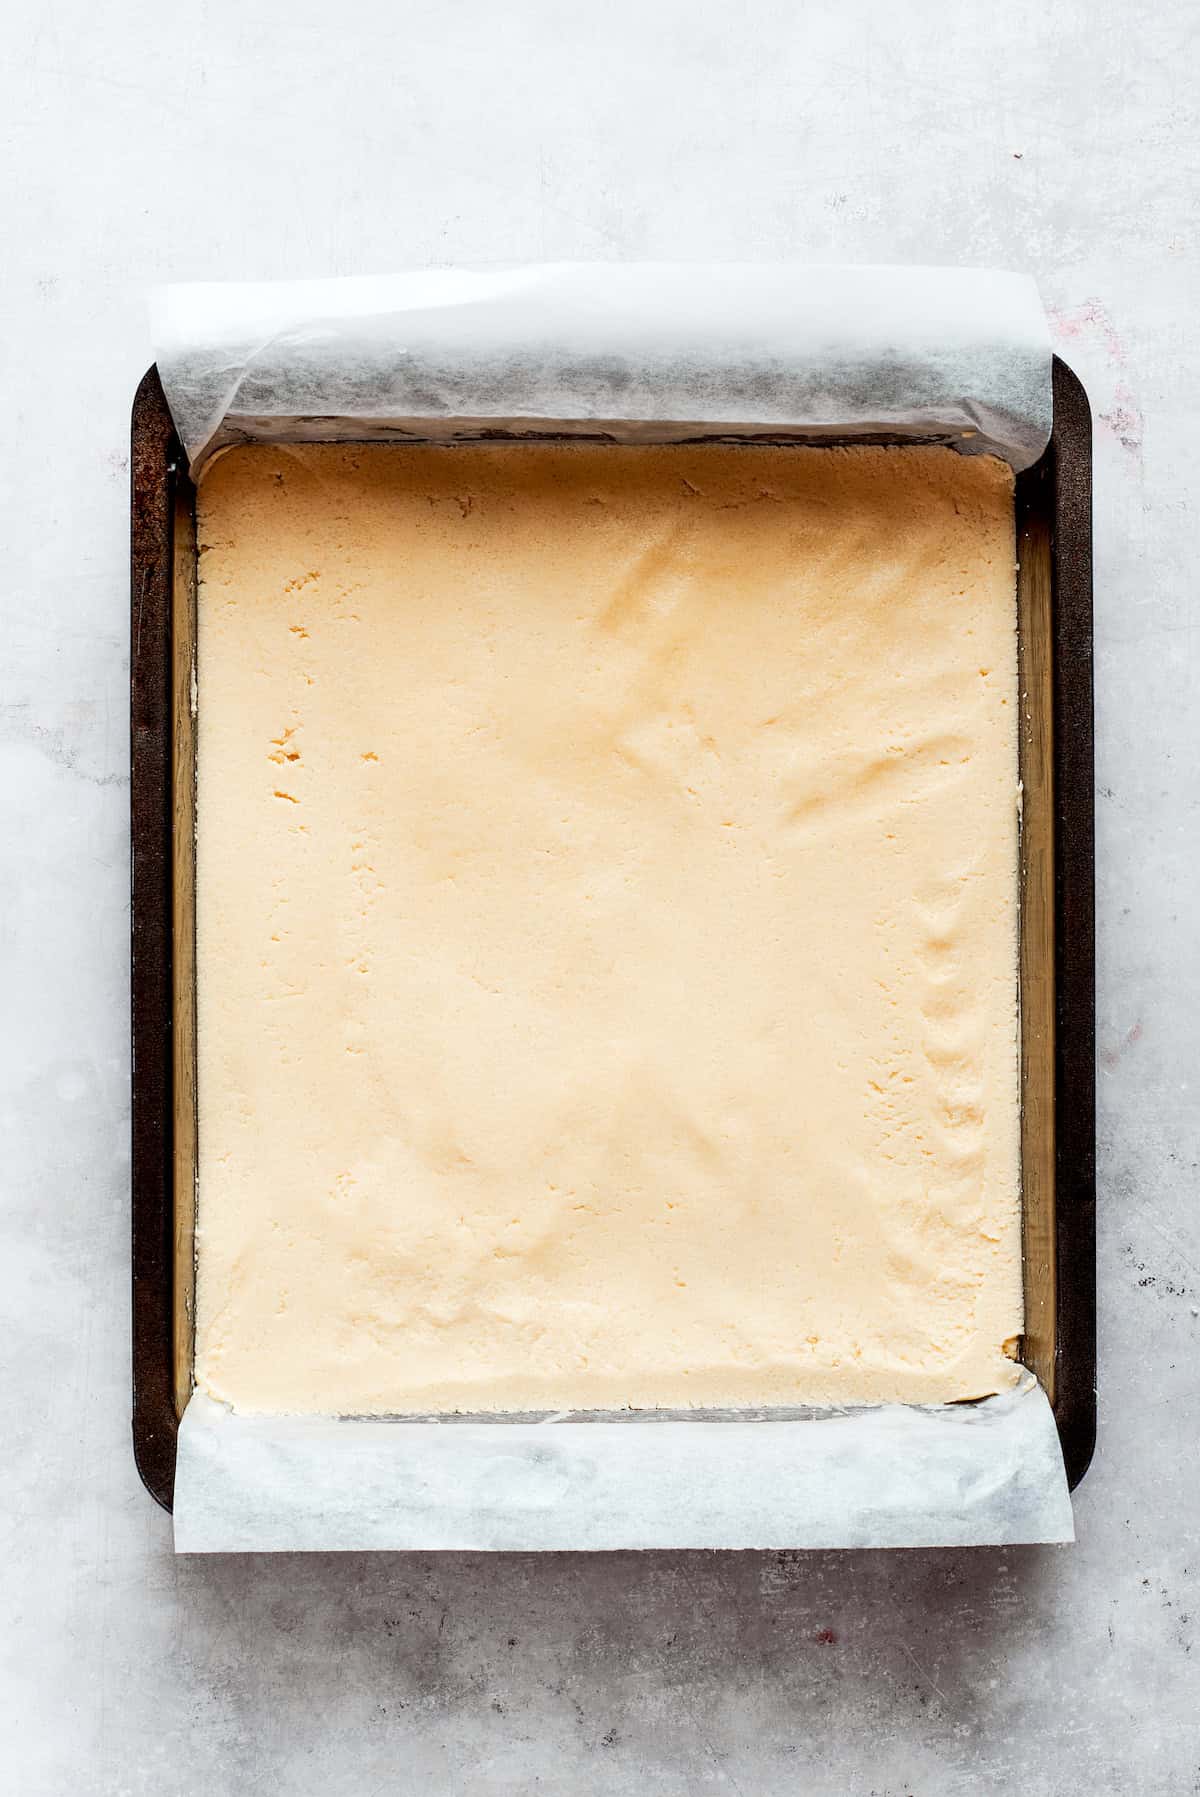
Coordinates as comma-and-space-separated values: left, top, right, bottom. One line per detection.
3, 1, 1198, 1790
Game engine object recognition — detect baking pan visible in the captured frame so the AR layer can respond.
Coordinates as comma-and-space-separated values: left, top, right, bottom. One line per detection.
130, 359, 1095, 1513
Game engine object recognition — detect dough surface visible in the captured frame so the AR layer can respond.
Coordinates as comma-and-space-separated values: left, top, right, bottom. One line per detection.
195, 442, 1022, 1414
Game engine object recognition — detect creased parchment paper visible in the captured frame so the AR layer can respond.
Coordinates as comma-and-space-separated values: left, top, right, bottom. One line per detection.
151, 262, 1052, 474
155, 263, 1069, 1552
175, 1379, 1071, 1553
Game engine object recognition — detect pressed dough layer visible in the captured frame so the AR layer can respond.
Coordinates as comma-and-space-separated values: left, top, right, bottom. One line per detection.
195, 442, 1022, 1414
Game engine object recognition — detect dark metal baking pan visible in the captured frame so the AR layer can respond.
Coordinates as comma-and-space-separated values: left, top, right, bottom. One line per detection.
130, 358, 1095, 1512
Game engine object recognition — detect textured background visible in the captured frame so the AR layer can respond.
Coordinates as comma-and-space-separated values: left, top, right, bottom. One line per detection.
3, 2, 1196, 1790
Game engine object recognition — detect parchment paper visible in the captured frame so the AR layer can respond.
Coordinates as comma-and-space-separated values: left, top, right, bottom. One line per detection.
175, 1379, 1072, 1553
154, 263, 1069, 1552
151, 262, 1052, 474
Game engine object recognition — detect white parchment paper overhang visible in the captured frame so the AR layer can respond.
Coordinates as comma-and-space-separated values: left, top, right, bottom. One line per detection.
154, 263, 1069, 1553
175, 1382, 1072, 1553
152, 262, 1052, 474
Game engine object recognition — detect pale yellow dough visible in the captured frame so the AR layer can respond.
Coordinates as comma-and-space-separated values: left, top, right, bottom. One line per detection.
195, 442, 1022, 1415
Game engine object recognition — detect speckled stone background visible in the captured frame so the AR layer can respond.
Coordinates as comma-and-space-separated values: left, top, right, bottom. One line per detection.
3, 3, 1197, 1791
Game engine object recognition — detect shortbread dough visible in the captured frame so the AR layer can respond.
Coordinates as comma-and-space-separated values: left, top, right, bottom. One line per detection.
194, 442, 1022, 1414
